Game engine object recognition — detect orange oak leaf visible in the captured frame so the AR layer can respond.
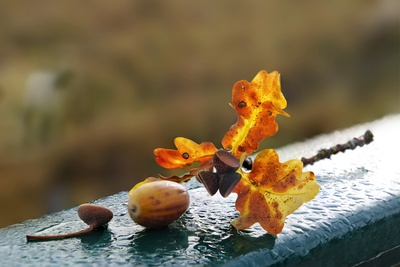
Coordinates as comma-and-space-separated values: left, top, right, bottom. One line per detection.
154, 137, 218, 169
222, 70, 289, 158
231, 149, 319, 235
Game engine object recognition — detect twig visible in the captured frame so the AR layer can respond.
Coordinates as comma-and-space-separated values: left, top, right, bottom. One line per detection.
301, 130, 374, 167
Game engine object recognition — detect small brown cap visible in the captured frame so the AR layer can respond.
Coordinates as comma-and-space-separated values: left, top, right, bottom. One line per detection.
77, 204, 113, 228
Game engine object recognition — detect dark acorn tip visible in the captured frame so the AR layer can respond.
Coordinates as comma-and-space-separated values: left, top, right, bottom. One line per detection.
242, 157, 253, 171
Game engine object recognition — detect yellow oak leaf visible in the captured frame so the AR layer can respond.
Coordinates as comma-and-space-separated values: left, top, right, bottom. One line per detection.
129, 177, 158, 196
231, 149, 319, 235
222, 70, 289, 158
154, 137, 218, 169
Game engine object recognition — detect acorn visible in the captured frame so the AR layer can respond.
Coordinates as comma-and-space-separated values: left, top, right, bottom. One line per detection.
128, 178, 190, 228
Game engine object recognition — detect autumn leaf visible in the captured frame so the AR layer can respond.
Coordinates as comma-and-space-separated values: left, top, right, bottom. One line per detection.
154, 137, 218, 169
222, 70, 289, 158
231, 149, 320, 235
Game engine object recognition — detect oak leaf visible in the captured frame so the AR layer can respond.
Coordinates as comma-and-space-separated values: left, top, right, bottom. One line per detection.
231, 149, 320, 235
222, 70, 289, 158
154, 137, 217, 169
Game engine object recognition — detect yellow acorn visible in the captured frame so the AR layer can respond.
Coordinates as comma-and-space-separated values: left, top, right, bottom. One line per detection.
128, 178, 190, 228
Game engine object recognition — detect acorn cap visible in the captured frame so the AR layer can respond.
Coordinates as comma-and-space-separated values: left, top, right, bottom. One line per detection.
197, 170, 220, 196
219, 172, 242, 197
77, 204, 113, 229
213, 150, 240, 174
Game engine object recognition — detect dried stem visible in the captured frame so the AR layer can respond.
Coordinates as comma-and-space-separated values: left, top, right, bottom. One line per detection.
26, 226, 96, 242
301, 130, 374, 167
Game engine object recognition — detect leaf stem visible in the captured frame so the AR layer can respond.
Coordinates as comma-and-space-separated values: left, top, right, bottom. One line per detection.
301, 130, 374, 167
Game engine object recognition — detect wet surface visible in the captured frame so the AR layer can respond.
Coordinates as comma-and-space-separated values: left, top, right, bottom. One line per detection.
1, 114, 399, 266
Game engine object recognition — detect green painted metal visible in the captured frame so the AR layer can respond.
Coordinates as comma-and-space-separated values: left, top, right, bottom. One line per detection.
1, 115, 399, 266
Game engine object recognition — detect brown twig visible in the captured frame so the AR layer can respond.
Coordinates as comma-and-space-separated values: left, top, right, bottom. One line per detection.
301, 130, 374, 167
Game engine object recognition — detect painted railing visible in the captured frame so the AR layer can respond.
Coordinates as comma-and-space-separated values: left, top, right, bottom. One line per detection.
1, 114, 399, 266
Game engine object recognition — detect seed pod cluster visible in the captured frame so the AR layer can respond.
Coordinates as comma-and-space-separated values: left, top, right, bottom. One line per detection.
197, 150, 242, 197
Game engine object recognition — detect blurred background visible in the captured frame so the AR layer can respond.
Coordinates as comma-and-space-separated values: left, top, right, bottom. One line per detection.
0, 0, 398, 227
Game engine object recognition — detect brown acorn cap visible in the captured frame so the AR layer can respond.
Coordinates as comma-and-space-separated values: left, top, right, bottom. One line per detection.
213, 150, 240, 174
77, 204, 113, 229
219, 172, 242, 197
197, 170, 220, 196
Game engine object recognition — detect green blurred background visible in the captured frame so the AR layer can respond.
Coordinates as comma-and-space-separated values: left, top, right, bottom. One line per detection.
0, 0, 398, 227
